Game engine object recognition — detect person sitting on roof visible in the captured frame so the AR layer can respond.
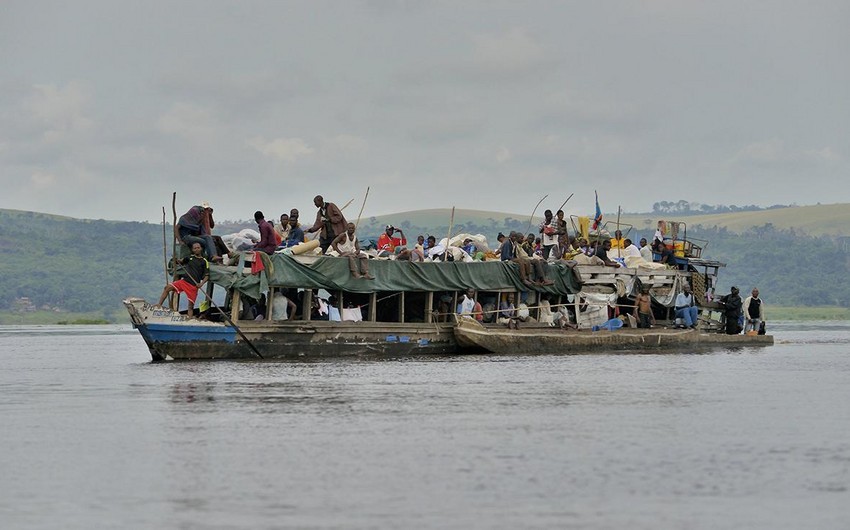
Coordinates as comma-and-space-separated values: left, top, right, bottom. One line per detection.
177, 202, 220, 262
623, 238, 641, 258
611, 229, 626, 249
331, 222, 374, 280
252, 211, 277, 255
521, 233, 535, 257
275, 213, 290, 245
640, 238, 653, 262
595, 239, 621, 268
286, 210, 305, 247
377, 225, 407, 256
502, 232, 554, 286
653, 239, 674, 266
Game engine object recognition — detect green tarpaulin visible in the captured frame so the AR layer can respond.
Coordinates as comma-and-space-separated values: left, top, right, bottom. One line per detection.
209, 254, 581, 300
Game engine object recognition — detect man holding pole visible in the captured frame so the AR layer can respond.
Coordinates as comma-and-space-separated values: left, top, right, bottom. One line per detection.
156, 242, 209, 318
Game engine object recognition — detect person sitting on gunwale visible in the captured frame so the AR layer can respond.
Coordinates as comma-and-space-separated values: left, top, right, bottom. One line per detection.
674, 283, 699, 329
252, 211, 278, 255
156, 242, 209, 318
330, 222, 374, 280
457, 289, 484, 321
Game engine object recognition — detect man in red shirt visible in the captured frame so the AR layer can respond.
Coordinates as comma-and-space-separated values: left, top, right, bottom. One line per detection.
377, 225, 407, 255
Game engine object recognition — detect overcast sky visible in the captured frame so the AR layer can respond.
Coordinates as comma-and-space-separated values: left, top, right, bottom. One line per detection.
2, 1, 848, 222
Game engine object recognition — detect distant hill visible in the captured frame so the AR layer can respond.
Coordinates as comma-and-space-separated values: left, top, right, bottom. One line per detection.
1, 204, 849, 320
358, 203, 850, 240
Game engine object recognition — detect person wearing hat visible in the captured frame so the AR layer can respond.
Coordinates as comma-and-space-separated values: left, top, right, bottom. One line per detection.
176, 202, 219, 261
377, 225, 407, 255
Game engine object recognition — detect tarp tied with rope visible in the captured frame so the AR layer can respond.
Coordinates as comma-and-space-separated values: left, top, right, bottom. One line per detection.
210, 254, 582, 301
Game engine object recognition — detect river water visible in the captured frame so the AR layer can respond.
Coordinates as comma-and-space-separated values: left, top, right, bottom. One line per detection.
1, 322, 849, 529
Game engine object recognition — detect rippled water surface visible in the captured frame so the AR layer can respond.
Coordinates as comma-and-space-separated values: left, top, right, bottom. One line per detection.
1, 322, 849, 529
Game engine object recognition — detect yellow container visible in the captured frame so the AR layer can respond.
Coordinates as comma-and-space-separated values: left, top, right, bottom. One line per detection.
673, 241, 685, 257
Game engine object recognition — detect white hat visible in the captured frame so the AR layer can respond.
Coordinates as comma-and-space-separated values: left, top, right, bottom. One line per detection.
201, 201, 211, 209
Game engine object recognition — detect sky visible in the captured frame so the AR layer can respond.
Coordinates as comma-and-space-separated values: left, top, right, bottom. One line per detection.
1, 0, 848, 223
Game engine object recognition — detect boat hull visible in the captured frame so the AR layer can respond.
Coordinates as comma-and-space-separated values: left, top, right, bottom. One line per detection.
454, 316, 774, 354
124, 298, 457, 361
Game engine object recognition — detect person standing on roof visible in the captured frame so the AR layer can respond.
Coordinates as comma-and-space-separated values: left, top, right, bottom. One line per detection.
252, 211, 277, 254
539, 209, 559, 260
306, 195, 347, 253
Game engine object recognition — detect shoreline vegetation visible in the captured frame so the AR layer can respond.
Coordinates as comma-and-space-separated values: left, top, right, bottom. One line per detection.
1, 307, 849, 325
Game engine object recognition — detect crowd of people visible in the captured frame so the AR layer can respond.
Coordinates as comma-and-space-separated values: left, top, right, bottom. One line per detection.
165, 199, 765, 332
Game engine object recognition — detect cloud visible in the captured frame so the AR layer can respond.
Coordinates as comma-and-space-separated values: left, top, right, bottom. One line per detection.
156, 103, 218, 141
23, 81, 94, 141
732, 139, 843, 168
320, 134, 369, 157
471, 27, 546, 73
30, 170, 57, 189
495, 146, 512, 163
246, 136, 314, 162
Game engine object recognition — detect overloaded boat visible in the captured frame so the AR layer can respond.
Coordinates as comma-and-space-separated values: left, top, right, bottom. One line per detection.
124, 219, 773, 361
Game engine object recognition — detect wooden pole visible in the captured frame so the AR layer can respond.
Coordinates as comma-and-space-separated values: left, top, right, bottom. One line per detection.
339, 198, 354, 211
355, 186, 370, 229
162, 207, 168, 285
170, 192, 178, 309
445, 206, 456, 249
526, 194, 549, 234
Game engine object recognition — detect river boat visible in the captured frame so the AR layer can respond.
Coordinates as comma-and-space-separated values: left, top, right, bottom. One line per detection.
125, 219, 772, 361
454, 315, 773, 354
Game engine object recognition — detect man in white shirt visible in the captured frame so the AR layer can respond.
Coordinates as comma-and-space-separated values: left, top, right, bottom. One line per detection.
639, 237, 653, 262
674, 283, 699, 329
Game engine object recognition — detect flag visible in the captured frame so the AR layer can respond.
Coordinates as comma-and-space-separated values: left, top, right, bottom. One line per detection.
592, 191, 603, 230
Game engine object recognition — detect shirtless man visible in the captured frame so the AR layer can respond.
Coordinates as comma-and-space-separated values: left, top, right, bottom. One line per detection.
634, 288, 654, 328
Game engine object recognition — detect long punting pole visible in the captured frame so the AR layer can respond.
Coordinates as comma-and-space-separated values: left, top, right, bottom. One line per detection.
557, 193, 575, 248
339, 198, 354, 211
526, 194, 549, 234
170, 192, 178, 309
557, 193, 574, 213
446, 206, 456, 248
355, 186, 370, 229
162, 207, 168, 285
180, 268, 265, 360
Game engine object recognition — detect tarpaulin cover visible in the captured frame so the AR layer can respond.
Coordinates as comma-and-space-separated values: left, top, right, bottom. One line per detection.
210, 254, 582, 300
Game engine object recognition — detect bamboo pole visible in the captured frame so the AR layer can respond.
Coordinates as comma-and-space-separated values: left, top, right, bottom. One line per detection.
170, 192, 178, 309
525, 194, 549, 234
355, 186, 370, 229
445, 206, 456, 249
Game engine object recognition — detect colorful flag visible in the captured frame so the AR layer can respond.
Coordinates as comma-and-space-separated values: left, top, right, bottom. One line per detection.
592, 191, 603, 230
